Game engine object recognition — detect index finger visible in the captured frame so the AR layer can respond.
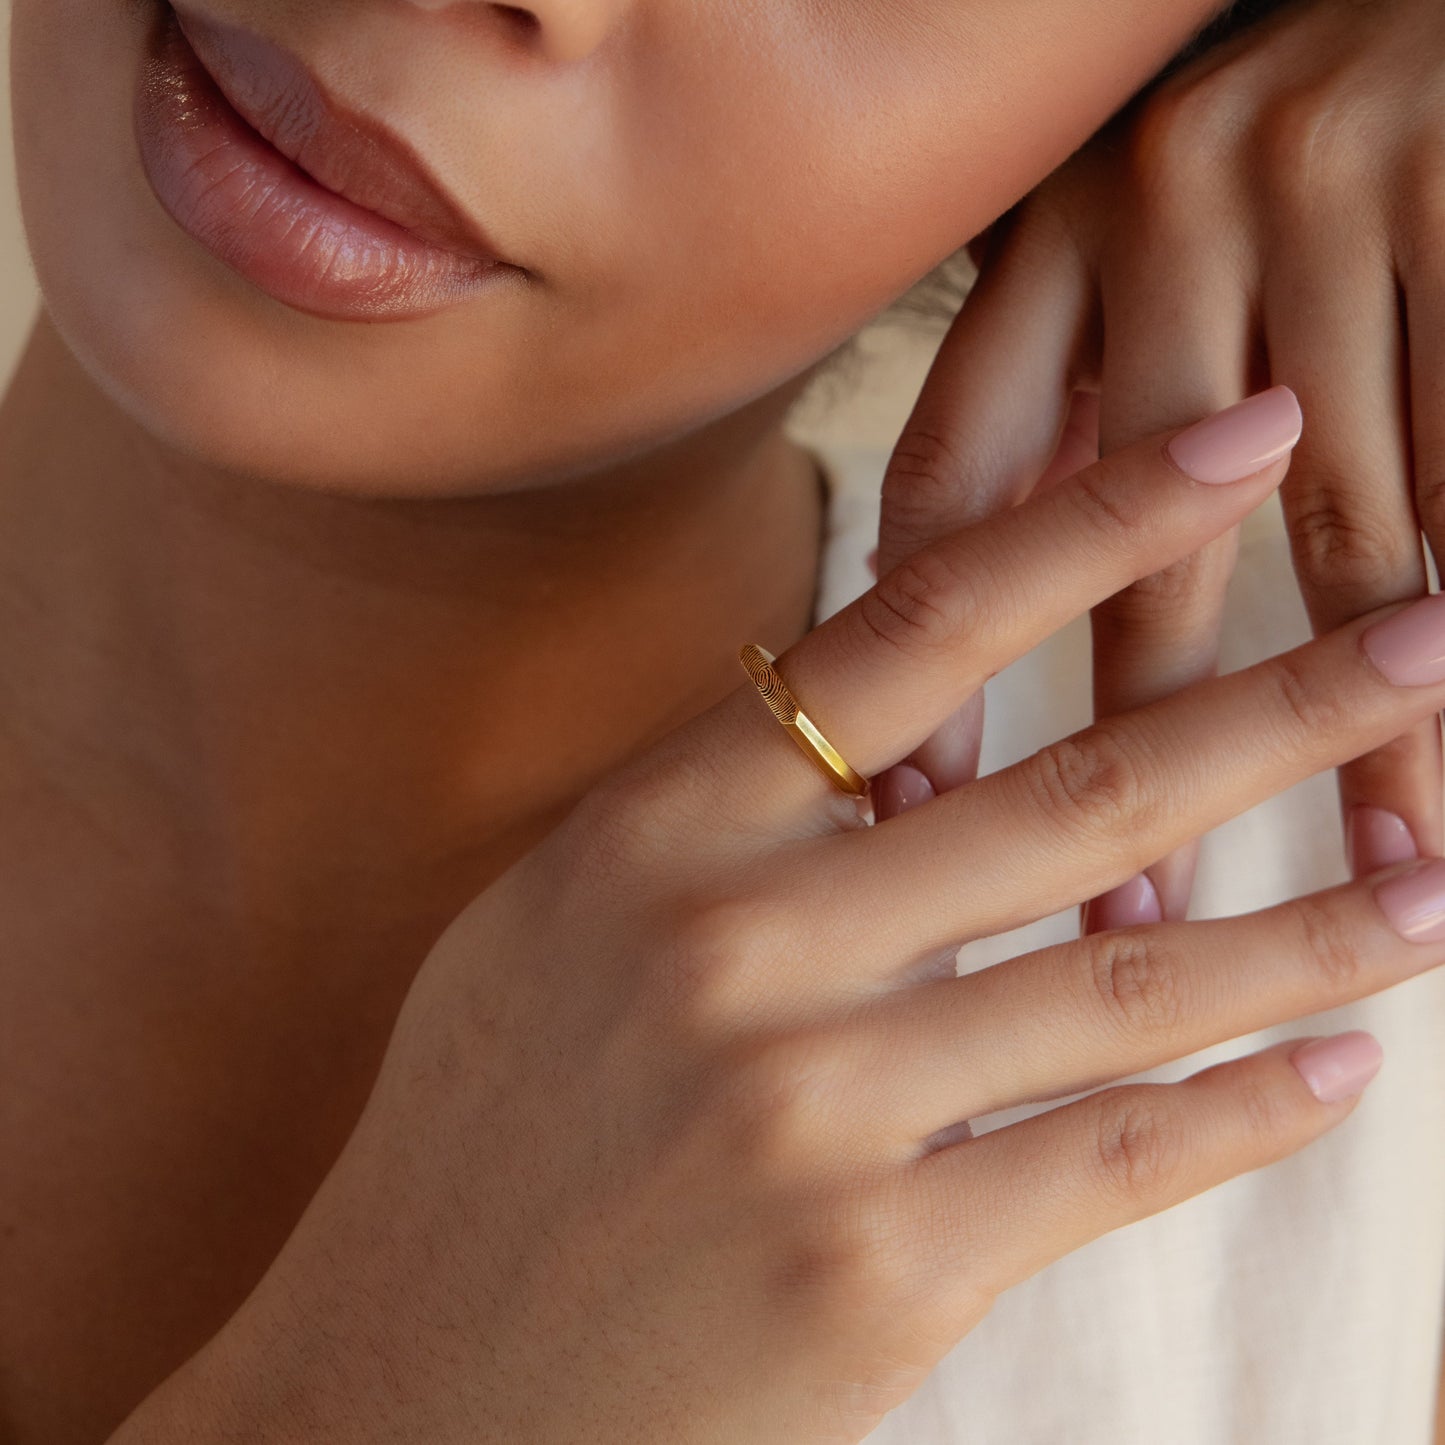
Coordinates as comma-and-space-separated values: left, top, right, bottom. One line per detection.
705, 386, 1303, 837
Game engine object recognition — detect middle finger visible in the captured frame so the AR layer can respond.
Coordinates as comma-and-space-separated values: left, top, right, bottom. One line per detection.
806, 593, 1445, 974
846, 858, 1445, 1144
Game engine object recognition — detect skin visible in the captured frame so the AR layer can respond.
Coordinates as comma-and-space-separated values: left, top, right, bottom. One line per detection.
100, 403, 1442, 1445
863, 36, 1445, 1433
0, 0, 1415, 1440
872, 0, 1445, 931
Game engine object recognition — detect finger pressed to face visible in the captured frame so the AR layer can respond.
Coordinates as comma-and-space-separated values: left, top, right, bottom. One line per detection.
871, 211, 1096, 802
876, 212, 1097, 580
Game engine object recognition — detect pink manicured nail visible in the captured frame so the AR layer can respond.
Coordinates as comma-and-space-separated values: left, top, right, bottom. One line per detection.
1361, 594, 1445, 686
1373, 856, 1445, 941
1082, 873, 1162, 934
1346, 806, 1418, 879
874, 763, 935, 822
1289, 1031, 1383, 1103
1165, 385, 1303, 485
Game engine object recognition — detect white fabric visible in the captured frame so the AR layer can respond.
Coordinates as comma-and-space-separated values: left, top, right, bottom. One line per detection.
806, 441, 1445, 1445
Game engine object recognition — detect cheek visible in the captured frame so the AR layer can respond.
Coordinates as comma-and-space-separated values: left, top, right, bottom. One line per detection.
511, 0, 1228, 427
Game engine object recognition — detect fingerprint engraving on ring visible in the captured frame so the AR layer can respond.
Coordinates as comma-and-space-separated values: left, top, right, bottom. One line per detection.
739, 643, 800, 726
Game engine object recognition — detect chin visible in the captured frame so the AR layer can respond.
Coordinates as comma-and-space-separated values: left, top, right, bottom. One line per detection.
24, 206, 825, 500
17, 113, 553, 496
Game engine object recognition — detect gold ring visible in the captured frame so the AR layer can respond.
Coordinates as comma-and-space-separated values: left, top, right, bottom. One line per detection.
738, 643, 871, 799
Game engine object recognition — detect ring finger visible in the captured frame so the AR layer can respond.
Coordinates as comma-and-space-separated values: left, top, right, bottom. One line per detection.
828, 858, 1445, 1148
1264, 228, 1435, 876
1084, 207, 1259, 925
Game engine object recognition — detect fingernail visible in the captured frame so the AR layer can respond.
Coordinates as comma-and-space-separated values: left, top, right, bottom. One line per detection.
874, 763, 935, 822
1346, 806, 1418, 879
1165, 385, 1303, 485
1289, 1030, 1383, 1103
1373, 856, 1445, 941
921, 1117, 975, 1154
1361, 594, 1445, 686
1082, 873, 1162, 934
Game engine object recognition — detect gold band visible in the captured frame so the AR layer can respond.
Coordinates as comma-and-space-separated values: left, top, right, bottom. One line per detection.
738, 642, 871, 799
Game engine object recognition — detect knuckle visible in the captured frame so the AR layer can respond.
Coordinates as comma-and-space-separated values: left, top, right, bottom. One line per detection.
1262, 649, 1351, 750
1230, 1069, 1298, 1152
858, 543, 982, 664
1022, 723, 1150, 847
1258, 91, 1377, 213
1064, 465, 1149, 552
651, 894, 803, 1038
1289, 490, 1415, 598
704, 1027, 848, 1181
1092, 545, 1230, 648
1292, 895, 1366, 992
1115, 553, 1207, 611
880, 427, 1005, 544
1089, 932, 1186, 1039
767, 1183, 917, 1316
567, 744, 703, 881
1089, 1088, 1187, 1202
1125, 79, 1240, 211
884, 426, 972, 508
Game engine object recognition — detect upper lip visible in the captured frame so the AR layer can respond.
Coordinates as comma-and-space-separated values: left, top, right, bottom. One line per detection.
170, 3, 508, 264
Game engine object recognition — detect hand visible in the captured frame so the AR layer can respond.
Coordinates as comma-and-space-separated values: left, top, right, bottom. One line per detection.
874, 0, 1445, 927
111, 384, 1445, 1445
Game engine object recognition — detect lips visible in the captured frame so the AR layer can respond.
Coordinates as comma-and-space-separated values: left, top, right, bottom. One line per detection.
133, 3, 513, 320
170, 3, 502, 263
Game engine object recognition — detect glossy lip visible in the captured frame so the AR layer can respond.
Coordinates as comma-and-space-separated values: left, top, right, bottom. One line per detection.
132, 3, 517, 321
169, 2, 507, 264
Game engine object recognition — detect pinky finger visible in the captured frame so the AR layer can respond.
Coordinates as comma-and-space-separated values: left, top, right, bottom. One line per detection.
908, 1032, 1382, 1315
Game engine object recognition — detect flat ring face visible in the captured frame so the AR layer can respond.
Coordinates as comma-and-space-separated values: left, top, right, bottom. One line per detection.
739, 643, 800, 727
738, 643, 871, 799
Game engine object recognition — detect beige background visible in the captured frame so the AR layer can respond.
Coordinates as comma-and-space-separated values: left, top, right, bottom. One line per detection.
0, 1, 35, 388
0, 0, 948, 451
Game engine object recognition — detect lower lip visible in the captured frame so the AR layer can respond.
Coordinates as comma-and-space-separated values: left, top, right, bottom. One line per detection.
132, 7, 505, 322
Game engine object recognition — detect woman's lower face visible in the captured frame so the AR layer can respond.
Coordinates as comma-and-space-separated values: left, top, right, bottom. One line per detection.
10, 0, 1226, 497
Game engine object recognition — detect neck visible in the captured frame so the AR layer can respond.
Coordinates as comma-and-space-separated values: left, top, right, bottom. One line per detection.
0, 312, 828, 961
